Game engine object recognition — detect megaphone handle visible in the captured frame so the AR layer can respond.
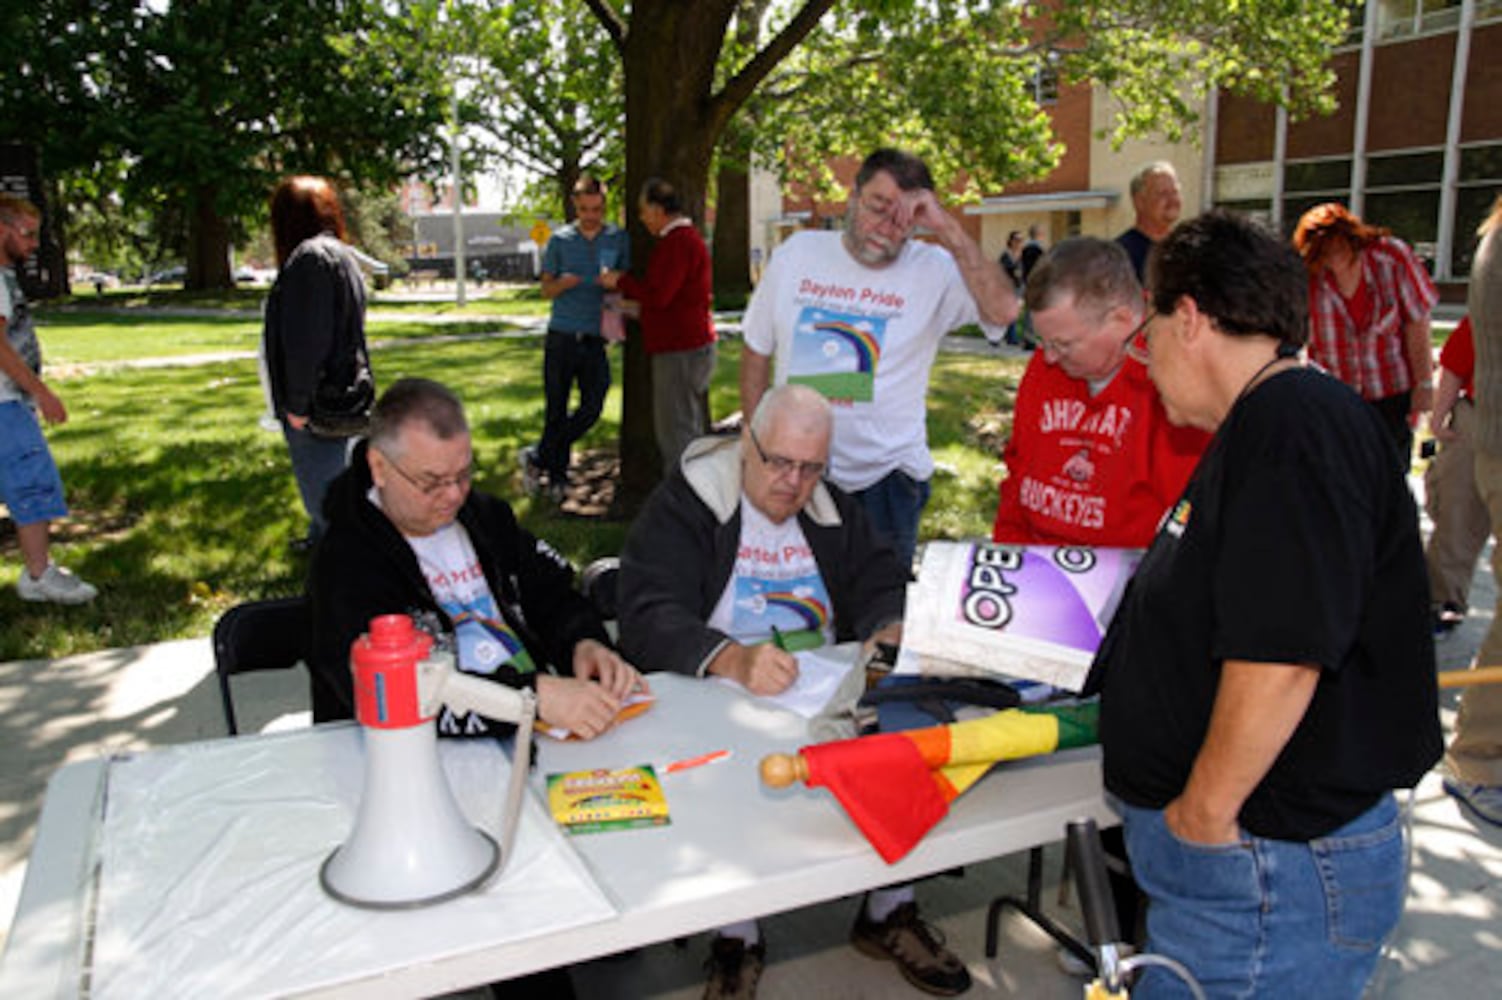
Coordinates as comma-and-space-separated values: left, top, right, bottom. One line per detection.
496, 700, 536, 876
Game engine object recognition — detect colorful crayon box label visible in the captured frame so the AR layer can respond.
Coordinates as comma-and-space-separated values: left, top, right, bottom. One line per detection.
546, 764, 671, 835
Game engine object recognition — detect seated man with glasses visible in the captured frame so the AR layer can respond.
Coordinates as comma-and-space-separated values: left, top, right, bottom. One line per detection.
309, 376, 644, 741
619, 384, 972, 999
992, 236, 1209, 548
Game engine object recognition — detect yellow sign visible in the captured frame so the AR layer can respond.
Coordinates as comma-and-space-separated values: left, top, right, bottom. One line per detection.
530, 220, 552, 247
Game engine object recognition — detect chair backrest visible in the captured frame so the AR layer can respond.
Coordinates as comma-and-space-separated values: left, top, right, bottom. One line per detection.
212, 596, 312, 735
580, 556, 621, 623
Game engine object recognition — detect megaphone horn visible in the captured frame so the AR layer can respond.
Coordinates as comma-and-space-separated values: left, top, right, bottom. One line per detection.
320, 614, 536, 909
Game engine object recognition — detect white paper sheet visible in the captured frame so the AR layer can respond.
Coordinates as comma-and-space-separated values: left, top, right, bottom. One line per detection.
90, 727, 615, 999
714, 645, 856, 718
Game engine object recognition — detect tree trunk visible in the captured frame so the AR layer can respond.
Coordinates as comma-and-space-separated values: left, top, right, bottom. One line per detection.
558, 160, 581, 222
186, 184, 233, 290
710, 147, 752, 309
615, 4, 736, 510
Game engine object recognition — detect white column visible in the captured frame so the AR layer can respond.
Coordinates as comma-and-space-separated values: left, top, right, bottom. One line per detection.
1273, 98, 1289, 233
1350, 0, 1379, 217
1201, 88, 1219, 213
1437, 0, 1476, 281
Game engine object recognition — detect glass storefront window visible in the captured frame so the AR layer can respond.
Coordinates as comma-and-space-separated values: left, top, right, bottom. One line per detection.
1368, 151, 1445, 187
1285, 159, 1352, 193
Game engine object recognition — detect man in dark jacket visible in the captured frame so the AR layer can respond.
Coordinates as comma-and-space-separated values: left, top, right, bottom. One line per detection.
309, 377, 643, 740
618, 385, 972, 999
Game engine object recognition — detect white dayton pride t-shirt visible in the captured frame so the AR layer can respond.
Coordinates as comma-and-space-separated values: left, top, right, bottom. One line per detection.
401, 515, 536, 736
742, 230, 999, 491
708, 497, 835, 651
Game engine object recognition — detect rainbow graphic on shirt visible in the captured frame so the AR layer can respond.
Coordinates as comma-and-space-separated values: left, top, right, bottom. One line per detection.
449, 608, 536, 675
763, 591, 831, 631
788, 307, 888, 403
731, 574, 833, 650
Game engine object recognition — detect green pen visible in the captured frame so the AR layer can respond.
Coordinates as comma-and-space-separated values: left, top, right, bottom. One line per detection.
771, 626, 788, 651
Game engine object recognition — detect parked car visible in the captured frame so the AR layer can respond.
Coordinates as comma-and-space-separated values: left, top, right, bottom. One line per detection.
145, 266, 186, 286
233, 266, 274, 285
77, 271, 118, 293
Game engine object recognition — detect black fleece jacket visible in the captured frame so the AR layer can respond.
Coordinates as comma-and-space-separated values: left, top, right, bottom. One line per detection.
307, 441, 610, 735
263, 233, 369, 418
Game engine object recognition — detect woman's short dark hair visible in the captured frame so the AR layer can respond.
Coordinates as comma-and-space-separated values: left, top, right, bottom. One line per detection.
1150, 210, 1308, 352
640, 177, 681, 215
270, 176, 347, 267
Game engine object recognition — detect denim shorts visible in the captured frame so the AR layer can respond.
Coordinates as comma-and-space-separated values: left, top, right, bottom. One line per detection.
0, 400, 68, 526
1117, 793, 1404, 999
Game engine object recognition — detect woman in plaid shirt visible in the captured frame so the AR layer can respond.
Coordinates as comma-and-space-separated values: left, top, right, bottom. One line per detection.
1294, 203, 1438, 469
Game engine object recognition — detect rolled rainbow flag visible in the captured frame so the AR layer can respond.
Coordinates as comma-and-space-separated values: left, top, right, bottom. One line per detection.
760, 703, 1097, 863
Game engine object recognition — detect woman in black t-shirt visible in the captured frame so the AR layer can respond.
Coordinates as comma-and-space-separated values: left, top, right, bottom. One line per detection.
1087, 210, 1441, 999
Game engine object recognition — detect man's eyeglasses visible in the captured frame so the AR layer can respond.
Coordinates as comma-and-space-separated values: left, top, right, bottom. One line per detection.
1124, 314, 1154, 365
748, 428, 825, 482
380, 452, 473, 495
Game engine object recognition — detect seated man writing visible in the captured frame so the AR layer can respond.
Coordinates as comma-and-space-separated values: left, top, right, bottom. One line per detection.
619, 384, 972, 999
309, 376, 644, 741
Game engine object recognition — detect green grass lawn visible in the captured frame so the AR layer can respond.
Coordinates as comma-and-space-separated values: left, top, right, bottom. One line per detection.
0, 317, 1023, 662
33, 308, 533, 367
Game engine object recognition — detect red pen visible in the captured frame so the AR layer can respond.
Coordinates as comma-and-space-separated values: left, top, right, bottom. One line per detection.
662, 749, 731, 775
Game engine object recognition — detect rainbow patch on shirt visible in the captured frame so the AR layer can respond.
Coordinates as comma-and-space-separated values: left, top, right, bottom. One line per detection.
1164, 498, 1192, 538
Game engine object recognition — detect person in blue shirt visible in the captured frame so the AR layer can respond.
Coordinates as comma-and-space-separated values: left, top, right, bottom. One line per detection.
520, 176, 630, 502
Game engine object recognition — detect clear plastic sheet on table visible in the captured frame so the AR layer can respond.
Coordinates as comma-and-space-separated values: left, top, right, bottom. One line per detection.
897, 541, 1143, 692
90, 726, 615, 998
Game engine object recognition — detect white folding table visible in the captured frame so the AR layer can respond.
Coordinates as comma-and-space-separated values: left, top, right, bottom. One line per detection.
0, 670, 1113, 998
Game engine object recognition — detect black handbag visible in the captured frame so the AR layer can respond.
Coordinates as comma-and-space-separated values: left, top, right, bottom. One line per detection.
307, 359, 374, 439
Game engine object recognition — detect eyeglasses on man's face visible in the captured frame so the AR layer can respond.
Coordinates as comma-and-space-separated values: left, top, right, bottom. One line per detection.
380, 451, 474, 496
748, 428, 825, 482
1123, 314, 1155, 365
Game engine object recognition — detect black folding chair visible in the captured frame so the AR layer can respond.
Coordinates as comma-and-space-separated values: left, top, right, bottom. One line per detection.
211, 596, 312, 735
581, 556, 621, 623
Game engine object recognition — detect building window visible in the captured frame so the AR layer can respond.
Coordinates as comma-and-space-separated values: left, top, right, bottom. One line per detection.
1455, 140, 1502, 275
1285, 158, 1352, 194
1033, 59, 1059, 105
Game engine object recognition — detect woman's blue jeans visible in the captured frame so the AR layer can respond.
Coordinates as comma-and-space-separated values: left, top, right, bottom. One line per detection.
282, 422, 352, 544
1117, 793, 1404, 999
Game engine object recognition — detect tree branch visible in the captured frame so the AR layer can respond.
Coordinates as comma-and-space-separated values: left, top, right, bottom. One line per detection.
581, 0, 626, 56
712, 0, 836, 126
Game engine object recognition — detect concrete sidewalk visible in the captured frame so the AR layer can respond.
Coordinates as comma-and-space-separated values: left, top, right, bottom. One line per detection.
1, 529, 1499, 996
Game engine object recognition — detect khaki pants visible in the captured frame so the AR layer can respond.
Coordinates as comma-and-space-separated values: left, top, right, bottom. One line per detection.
1424, 400, 1491, 609
1448, 449, 1502, 785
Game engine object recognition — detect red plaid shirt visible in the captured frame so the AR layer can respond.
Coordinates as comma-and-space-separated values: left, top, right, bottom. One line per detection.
1307, 237, 1438, 400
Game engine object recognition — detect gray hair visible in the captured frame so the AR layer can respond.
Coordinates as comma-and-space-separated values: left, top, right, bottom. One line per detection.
1129, 161, 1178, 198
749, 384, 833, 440
1024, 237, 1143, 318
368, 378, 468, 457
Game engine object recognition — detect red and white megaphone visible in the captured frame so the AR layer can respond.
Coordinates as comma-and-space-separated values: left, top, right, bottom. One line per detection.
320, 613, 537, 909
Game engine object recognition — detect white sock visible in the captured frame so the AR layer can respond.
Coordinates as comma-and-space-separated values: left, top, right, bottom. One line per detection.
864, 885, 915, 923
717, 919, 760, 945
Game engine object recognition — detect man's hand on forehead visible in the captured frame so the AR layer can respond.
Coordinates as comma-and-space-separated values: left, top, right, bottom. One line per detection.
899, 188, 946, 232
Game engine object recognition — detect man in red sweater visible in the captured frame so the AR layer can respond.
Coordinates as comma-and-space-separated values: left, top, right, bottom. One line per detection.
602, 178, 717, 474
992, 237, 1209, 549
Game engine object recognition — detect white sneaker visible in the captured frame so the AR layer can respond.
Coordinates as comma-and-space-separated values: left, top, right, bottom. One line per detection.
17, 563, 98, 605
519, 446, 543, 496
